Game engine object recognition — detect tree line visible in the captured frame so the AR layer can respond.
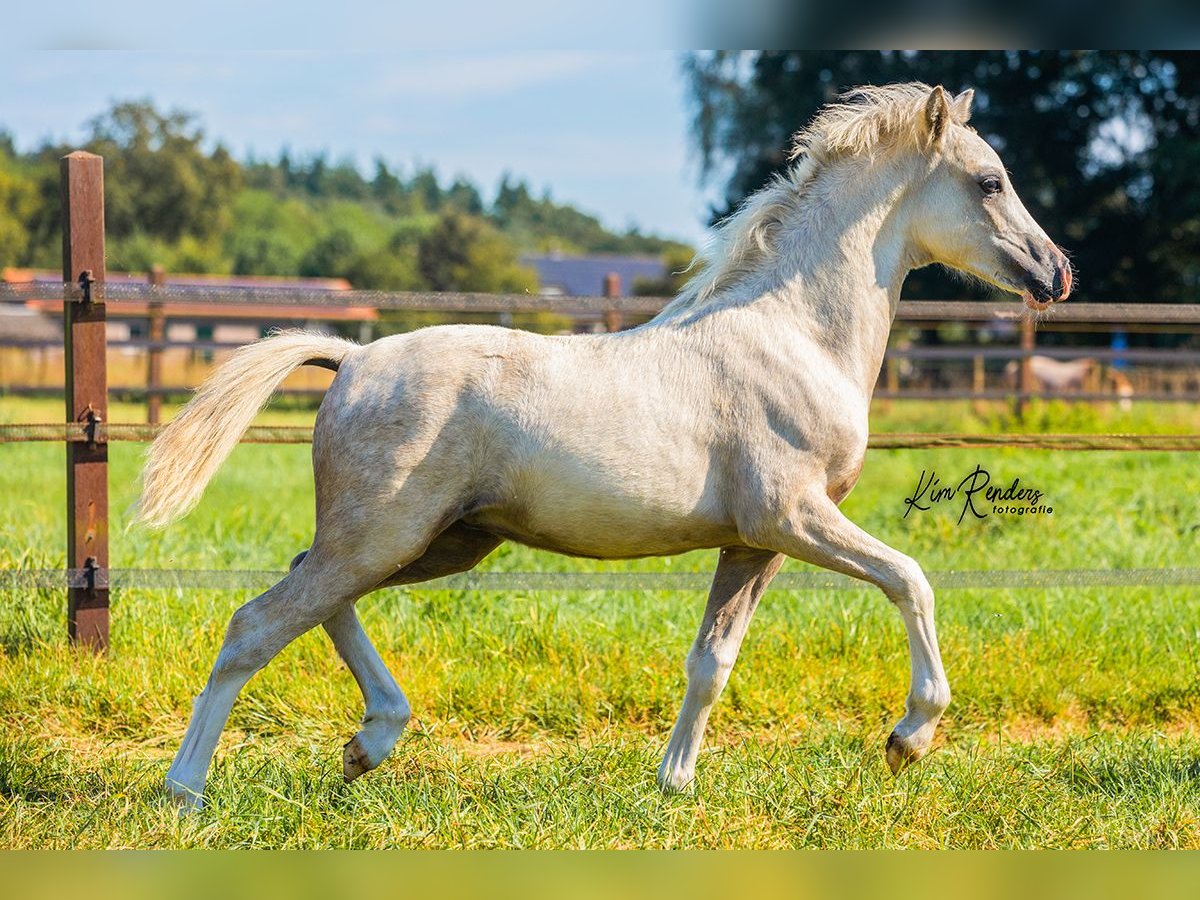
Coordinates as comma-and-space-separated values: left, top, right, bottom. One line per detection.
0, 101, 692, 294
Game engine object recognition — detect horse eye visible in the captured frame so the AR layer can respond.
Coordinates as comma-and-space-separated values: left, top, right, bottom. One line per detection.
979, 176, 1002, 195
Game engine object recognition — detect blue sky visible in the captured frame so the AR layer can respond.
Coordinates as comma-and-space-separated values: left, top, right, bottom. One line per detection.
2, 49, 711, 245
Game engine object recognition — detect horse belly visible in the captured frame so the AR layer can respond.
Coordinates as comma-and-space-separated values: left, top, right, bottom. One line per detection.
466, 458, 737, 559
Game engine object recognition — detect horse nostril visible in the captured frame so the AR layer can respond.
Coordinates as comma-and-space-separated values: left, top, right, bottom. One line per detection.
1055, 262, 1073, 301
1047, 244, 1072, 301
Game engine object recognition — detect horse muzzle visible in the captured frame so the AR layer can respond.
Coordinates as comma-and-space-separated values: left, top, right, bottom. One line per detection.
1020, 244, 1073, 311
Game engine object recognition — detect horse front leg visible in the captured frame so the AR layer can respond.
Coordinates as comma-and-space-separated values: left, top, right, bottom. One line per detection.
751, 492, 951, 773
658, 547, 785, 793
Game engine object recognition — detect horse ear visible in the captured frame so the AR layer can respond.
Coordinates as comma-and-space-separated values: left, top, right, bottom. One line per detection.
951, 88, 975, 123
924, 85, 952, 147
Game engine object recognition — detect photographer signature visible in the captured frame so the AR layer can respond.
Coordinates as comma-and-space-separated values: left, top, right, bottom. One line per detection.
902, 464, 1052, 524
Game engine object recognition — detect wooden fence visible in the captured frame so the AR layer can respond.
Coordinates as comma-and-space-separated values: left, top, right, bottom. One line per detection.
9, 290, 1200, 412
5, 151, 1200, 651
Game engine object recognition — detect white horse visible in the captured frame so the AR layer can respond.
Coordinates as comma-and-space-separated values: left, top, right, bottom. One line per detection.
1004, 356, 1094, 392
1004, 355, 1133, 409
138, 84, 1072, 808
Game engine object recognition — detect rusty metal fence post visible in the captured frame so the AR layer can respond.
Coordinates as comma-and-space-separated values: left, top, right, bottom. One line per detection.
61, 151, 109, 652
147, 265, 166, 424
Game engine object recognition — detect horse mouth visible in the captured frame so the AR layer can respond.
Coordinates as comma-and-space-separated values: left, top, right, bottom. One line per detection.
1021, 291, 1054, 312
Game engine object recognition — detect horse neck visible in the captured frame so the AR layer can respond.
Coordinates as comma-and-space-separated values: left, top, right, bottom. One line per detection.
703, 156, 919, 398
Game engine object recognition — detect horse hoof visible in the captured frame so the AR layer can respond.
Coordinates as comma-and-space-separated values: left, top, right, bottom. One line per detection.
656, 766, 696, 796
164, 777, 204, 811
884, 731, 926, 775
342, 735, 373, 783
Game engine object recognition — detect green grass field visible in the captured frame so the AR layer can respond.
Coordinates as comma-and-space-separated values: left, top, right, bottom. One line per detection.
2, 395, 1200, 848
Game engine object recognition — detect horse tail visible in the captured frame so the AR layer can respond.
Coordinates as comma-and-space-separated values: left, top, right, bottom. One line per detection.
135, 330, 358, 527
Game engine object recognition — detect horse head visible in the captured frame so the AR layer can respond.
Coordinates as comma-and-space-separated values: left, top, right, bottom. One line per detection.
904, 86, 1073, 311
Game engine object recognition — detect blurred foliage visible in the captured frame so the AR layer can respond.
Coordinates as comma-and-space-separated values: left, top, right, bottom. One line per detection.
87, 102, 242, 245
632, 245, 701, 296
0, 100, 691, 299
0, 157, 37, 265
492, 174, 690, 258
685, 51, 1200, 304
417, 211, 537, 294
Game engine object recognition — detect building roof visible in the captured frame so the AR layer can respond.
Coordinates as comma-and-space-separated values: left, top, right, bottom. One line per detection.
0, 302, 62, 342
2, 268, 352, 292
521, 253, 666, 298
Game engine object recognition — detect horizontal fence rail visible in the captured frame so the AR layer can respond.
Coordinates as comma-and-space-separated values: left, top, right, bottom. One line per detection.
7, 281, 1200, 325
6, 386, 1198, 403
5, 567, 1200, 592
1, 282, 664, 315
8, 338, 1200, 365
872, 390, 1200, 403
5, 422, 1200, 450
885, 346, 1200, 363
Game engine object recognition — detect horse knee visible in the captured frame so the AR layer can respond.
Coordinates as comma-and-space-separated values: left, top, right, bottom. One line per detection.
883, 556, 934, 613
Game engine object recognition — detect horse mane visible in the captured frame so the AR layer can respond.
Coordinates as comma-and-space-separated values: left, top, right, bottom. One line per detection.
662, 83, 963, 315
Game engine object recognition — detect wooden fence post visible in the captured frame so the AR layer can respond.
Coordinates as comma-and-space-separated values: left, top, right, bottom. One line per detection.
147, 265, 165, 424
1016, 316, 1035, 419
972, 353, 986, 416
603, 272, 623, 333
882, 356, 898, 414
61, 151, 109, 652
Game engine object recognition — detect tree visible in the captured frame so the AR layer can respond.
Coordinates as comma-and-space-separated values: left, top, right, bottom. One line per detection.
370, 158, 412, 215
417, 212, 537, 293
491, 172, 692, 256
0, 157, 37, 267
685, 51, 1200, 302
0, 98, 693, 284
299, 227, 361, 279
83, 101, 241, 244
224, 190, 322, 276
445, 177, 484, 215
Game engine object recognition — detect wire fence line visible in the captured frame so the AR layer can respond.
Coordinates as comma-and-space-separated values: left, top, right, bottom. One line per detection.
4, 566, 1200, 593
4, 422, 1200, 450
16, 386, 1200, 403
0, 423, 317, 443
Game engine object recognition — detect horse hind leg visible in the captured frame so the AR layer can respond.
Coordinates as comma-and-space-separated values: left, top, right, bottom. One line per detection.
322, 605, 411, 783
166, 511, 470, 809
165, 555, 374, 809
313, 522, 502, 783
